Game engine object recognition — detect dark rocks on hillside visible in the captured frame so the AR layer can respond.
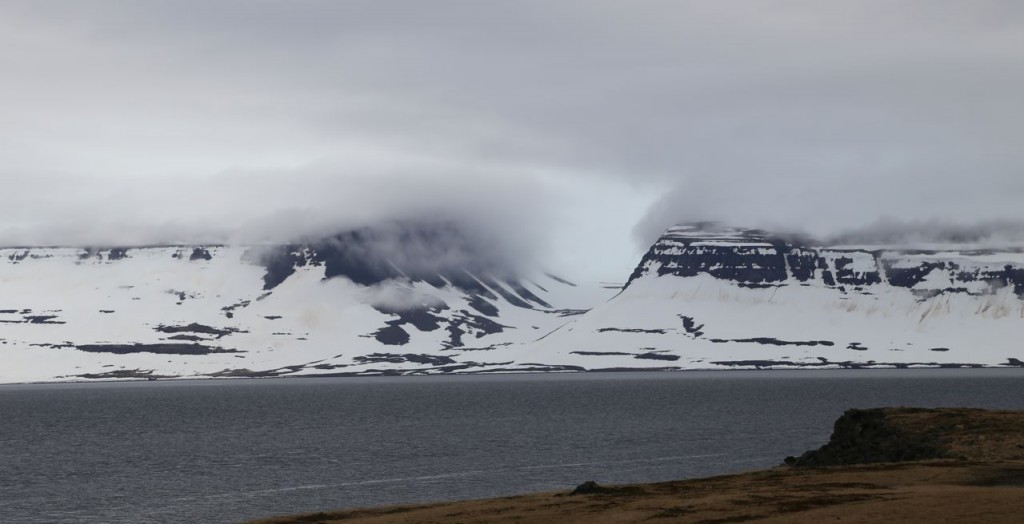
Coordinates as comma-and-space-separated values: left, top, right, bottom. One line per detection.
678, 315, 705, 337
821, 270, 837, 287
352, 353, 457, 366
834, 256, 882, 286
598, 327, 667, 334
76, 343, 240, 355
475, 274, 532, 308
786, 249, 826, 282
221, 299, 252, 319
709, 337, 834, 347
509, 281, 552, 308
1008, 267, 1024, 298
248, 223, 531, 307
189, 248, 212, 261
662, 245, 788, 285
634, 352, 680, 361
107, 248, 129, 261
711, 359, 814, 369
24, 315, 65, 324
369, 299, 506, 349
570, 481, 609, 495
205, 368, 289, 378
373, 305, 446, 332
371, 304, 447, 346
784, 408, 947, 467
372, 325, 410, 345
166, 334, 205, 341
884, 260, 947, 289
75, 369, 177, 380
628, 223, 1024, 299
154, 323, 244, 338
443, 312, 506, 348
552, 309, 589, 317
256, 248, 307, 290
466, 295, 499, 317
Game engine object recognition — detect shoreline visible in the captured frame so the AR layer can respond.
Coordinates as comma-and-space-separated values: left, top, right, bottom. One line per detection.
251, 461, 1024, 523
4, 365, 1024, 387
249, 407, 1024, 523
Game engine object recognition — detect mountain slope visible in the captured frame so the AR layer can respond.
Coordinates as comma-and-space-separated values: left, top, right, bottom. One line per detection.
1, 222, 1022, 383
529, 224, 1024, 369
0, 238, 610, 383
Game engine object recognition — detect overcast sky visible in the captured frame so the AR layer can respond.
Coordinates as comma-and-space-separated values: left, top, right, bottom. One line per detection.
2, 1, 1023, 280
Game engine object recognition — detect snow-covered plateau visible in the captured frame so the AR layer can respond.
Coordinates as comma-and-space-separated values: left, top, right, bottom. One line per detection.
1, 223, 1022, 383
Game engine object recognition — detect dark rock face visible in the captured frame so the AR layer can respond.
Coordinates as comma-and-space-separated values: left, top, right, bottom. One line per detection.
247, 222, 537, 306
784, 408, 947, 467
251, 222, 469, 289
709, 338, 835, 347
75, 343, 239, 355
154, 323, 244, 338
598, 327, 667, 334
443, 311, 506, 348
570, 481, 609, 495
628, 223, 1024, 299
189, 248, 212, 261
24, 315, 65, 325
0, 312, 67, 325
372, 325, 411, 345
242, 222, 543, 352
7, 250, 30, 263
367, 302, 506, 349
352, 353, 457, 366
107, 248, 129, 261
75, 369, 177, 380
634, 352, 680, 361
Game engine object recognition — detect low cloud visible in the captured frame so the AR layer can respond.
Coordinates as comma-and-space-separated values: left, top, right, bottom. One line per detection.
0, 165, 554, 277
829, 218, 1024, 246
2, 2, 1024, 277
633, 164, 1024, 249
354, 279, 447, 312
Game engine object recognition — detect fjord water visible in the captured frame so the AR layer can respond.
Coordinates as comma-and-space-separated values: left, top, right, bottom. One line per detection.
2, 370, 1024, 523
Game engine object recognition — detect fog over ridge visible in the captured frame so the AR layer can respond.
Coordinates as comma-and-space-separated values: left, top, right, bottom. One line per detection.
2, 1, 1023, 278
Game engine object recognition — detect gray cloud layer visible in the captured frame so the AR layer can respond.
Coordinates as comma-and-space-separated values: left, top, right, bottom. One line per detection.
1, 1, 1022, 277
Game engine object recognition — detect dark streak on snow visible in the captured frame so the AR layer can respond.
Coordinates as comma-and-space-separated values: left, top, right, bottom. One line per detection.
76, 343, 241, 355
154, 323, 246, 338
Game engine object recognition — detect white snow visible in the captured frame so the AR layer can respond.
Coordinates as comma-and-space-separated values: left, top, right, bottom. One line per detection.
0, 232, 1022, 383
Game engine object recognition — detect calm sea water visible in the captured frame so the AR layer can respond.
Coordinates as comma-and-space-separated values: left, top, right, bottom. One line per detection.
2, 369, 1024, 523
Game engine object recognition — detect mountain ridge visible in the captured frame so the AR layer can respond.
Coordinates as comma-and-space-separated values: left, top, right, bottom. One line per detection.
0, 221, 1021, 383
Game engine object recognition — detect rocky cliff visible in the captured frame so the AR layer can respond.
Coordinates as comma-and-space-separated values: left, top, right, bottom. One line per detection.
628, 224, 1024, 299
528, 223, 1024, 370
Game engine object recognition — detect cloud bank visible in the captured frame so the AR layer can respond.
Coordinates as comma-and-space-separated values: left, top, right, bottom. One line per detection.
1, 1, 1022, 277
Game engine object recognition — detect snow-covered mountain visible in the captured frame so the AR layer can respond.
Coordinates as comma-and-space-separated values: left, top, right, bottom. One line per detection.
0, 227, 612, 383
530, 224, 1024, 370
1, 222, 1022, 383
